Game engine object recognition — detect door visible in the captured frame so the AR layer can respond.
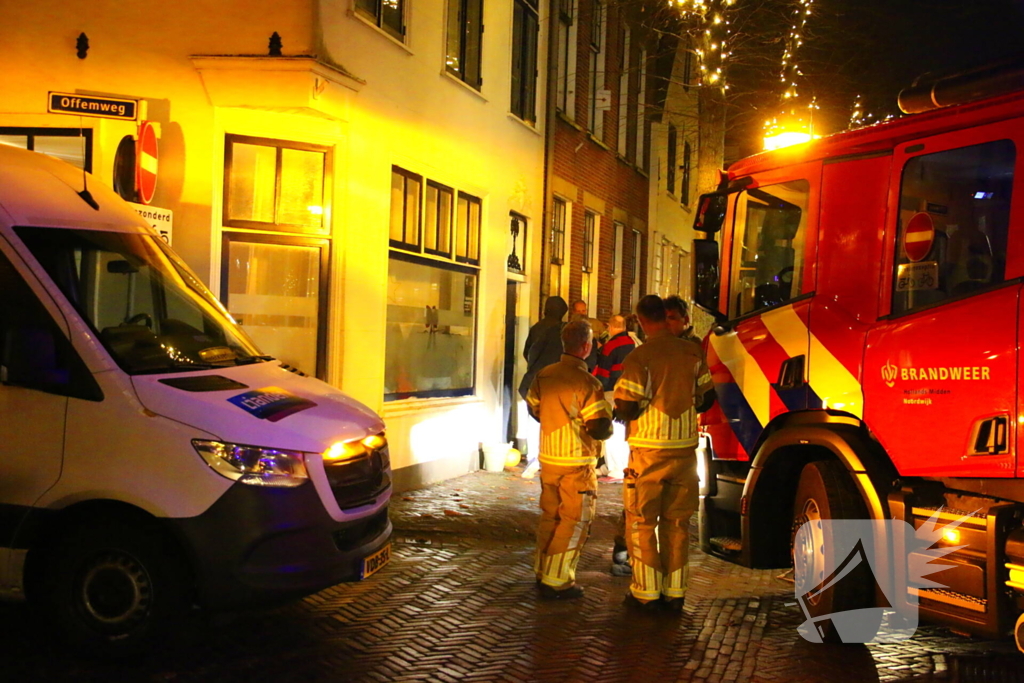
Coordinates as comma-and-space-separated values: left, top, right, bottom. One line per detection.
0, 244, 68, 576
864, 126, 1020, 477
502, 280, 519, 444
704, 176, 816, 460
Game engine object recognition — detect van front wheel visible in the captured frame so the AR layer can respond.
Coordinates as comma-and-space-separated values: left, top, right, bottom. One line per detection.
40, 519, 188, 656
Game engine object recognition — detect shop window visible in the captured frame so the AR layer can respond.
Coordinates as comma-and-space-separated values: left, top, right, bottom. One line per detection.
892, 140, 1015, 315
355, 0, 405, 40
221, 233, 329, 378
0, 127, 92, 172
511, 0, 540, 124
223, 135, 329, 234
729, 180, 810, 318
385, 255, 477, 400
446, 0, 484, 88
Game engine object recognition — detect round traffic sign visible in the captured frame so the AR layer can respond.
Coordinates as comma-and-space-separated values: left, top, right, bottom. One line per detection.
135, 121, 158, 205
903, 212, 934, 262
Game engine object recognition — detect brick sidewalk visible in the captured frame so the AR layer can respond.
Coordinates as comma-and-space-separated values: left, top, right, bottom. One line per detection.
0, 469, 1020, 682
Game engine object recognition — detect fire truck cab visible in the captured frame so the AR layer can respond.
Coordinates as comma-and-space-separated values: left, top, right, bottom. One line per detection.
694, 62, 1024, 646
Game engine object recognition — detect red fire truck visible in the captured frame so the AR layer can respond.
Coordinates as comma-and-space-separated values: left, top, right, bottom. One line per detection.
692, 60, 1024, 647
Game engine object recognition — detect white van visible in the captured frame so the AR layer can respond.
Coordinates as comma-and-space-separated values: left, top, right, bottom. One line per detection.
0, 144, 392, 653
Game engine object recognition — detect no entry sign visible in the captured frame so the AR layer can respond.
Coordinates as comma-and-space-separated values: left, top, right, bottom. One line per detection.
903, 212, 934, 262
136, 121, 158, 205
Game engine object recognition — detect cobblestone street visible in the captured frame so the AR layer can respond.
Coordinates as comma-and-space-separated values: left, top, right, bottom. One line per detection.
2, 469, 1023, 682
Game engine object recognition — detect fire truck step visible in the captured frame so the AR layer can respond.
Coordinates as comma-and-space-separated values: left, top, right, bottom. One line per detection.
911, 587, 987, 613
709, 536, 742, 552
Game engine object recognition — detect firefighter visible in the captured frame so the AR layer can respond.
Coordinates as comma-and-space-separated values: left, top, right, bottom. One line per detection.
664, 295, 716, 414
614, 295, 712, 611
526, 320, 613, 600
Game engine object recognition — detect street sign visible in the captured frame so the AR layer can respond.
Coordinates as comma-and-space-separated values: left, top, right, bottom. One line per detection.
903, 212, 934, 262
48, 92, 137, 120
128, 202, 172, 245
136, 121, 158, 205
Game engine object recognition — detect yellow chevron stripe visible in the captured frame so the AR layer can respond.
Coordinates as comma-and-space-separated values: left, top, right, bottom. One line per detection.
762, 305, 863, 418
710, 330, 771, 427
580, 399, 612, 420
616, 378, 647, 399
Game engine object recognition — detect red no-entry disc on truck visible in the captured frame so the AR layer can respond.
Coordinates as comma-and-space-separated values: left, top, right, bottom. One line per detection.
903, 212, 934, 262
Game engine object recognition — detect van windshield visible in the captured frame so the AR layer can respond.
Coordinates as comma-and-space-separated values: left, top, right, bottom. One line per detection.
16, 227, 264, 374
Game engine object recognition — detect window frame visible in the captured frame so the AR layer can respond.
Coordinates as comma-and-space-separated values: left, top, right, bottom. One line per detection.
583, 210, 597, 273
219, 231, 331, 379
666, 125, 677, 195
510, 0, 540, 124
681, 140, 692, 206
222, 134, 331, 235
354, 0, 406, 41
0, 127, 93, 172
454, 191, 482, 265
555, 0, 576, 114
587, 0, 606, 138
446, 0, 485, 89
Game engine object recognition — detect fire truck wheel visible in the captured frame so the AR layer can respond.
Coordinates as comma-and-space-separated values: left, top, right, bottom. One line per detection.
39, 517, 189, 657
791, 459, 879, 644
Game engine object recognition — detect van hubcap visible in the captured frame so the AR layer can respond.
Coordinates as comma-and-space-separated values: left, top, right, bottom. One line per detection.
80, 552, 152, 628
794, 498, 825, 606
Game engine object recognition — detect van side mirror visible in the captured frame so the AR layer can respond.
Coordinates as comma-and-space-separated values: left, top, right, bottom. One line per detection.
693, 193, 728, 234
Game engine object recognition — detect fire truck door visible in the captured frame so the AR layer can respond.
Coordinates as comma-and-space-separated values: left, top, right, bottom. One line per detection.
863, 134, 1018, 478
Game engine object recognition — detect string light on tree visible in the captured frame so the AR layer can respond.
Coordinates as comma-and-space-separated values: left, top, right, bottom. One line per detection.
763, 0, 820, 150
674, 0, 737, 93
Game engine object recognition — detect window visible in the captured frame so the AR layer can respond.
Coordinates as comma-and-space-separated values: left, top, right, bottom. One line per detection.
587, 1, 606, 137
582, 211, 597, 309
683, 37, 693, 93
617, 25, 630, 155
355, 0, 405, 40
892, 140, 1014, 316
390, 167, 423, 250
511, 0, 540, 123
681, 141, 692, 206
583, 211, 597, 273
224, 135, 329, 234
385, 255, 477, 400
0, 127, 92, 172
222, 233, 329, 377
629, 228, 643, 311
550, 198, 567, 266
508, 212, 527, 273
555, 0, 575, 114
653, 237, 665, 291
446, 0, 484, 88
666, 125, 677, 194
612, 220, 625, 312
455, 192, 482, 264
729, 180, 810, 318
548, 197, 568, 299
636, 47, 647, 171
425, 181, 454, 256
222, 135, 332, 377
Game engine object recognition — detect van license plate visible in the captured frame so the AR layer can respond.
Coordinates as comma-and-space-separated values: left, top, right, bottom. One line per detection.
361, 543, 391, 579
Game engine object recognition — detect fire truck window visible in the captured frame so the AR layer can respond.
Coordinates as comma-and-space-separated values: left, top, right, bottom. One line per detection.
729, 180, 810, 318
893, 139, 1015, 315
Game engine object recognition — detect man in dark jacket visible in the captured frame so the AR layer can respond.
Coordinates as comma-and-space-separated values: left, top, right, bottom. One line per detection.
518, 296, 569, 399
518, 296, 569, 478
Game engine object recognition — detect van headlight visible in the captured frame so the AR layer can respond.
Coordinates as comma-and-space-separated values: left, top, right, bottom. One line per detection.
192, 440, 309, 487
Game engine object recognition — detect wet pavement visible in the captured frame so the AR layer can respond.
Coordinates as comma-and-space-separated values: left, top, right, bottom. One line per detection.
1, 468, 1023, 682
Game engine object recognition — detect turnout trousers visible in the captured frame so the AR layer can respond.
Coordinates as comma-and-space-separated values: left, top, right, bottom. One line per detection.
623, 446, 698, 602
534, 463, 598, 589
